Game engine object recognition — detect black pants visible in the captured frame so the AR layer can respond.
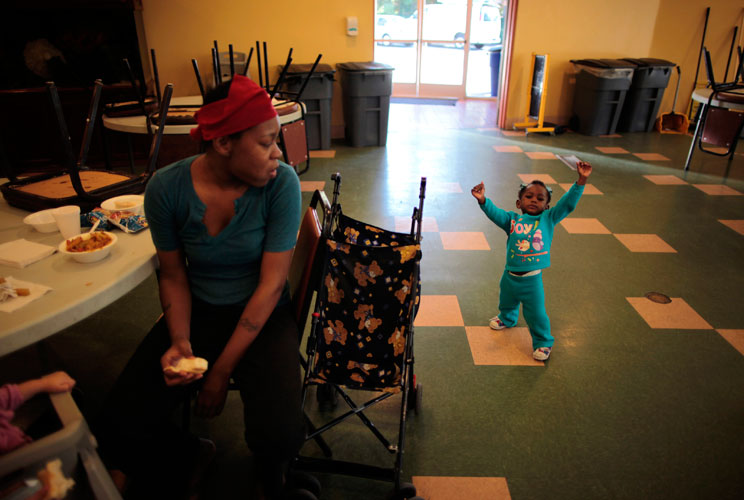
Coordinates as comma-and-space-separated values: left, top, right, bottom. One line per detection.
95, 299, 305, 498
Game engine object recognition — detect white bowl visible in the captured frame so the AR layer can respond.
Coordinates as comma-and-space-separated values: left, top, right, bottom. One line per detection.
23, 209, 59, 233
58, 231, 118, 263
101, 195, 144, 215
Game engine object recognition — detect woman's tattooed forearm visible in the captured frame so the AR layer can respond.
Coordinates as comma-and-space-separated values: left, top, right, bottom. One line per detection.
238, 317, 260, 332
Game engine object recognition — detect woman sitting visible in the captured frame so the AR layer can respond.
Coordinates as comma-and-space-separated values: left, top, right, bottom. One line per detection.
96, 75, 305, 499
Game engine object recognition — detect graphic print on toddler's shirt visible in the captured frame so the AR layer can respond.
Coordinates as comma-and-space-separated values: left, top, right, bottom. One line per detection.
508, 218, 547, 265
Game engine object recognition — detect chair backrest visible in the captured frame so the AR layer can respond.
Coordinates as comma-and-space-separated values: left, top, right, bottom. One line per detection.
289, 205, 323, 334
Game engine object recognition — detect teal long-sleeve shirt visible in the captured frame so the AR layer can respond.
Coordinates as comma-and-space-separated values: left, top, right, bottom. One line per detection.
479, 182, 584, 272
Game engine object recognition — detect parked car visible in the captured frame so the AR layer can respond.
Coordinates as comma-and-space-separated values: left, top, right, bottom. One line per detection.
421, 1, 502, 49
471, 2, 502, 48
375, 14, 416, 46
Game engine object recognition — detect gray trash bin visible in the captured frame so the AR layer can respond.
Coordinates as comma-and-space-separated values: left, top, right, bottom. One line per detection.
616, 58, 676, 133
280, 63, 335, 150
570, 59, 635, 136
337, 62, 394, 147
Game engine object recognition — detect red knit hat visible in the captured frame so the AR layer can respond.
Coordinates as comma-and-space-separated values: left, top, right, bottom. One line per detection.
190, 75, 277, 141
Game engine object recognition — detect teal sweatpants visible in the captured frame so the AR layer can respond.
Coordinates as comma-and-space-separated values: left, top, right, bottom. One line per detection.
497, 270, 553, 349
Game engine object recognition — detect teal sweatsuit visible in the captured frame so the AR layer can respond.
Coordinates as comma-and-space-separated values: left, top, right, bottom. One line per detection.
479, 182, 584, 349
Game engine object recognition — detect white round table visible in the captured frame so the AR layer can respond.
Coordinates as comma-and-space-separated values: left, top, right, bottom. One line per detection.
691, 87, 744, 110
0, 195, 158, 357
102, 96, 305, 135
102, 96, 203, 135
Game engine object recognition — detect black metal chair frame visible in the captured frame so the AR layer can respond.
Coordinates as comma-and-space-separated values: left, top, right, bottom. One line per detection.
684, 47, 744, 171
0, 80, 172, 212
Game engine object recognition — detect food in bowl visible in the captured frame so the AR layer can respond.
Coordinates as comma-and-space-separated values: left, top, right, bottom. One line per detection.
101, 195, 144, 215
23, 209, 59, 233
65, 232, 112, 252
58, 231, 117, 263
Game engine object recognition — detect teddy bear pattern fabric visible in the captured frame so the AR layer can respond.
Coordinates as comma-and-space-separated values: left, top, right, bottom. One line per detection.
310, 213, 421, 391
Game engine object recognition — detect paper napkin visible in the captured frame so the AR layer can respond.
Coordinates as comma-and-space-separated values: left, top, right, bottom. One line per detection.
0, 239, 57, 268
0, 276, 53, 313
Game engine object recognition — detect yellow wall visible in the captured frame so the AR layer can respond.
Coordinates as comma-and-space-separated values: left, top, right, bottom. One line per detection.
139, 0, 743, 132
506, 0, 743, 128
650, 0, 743, 116
139, 0, 375, 136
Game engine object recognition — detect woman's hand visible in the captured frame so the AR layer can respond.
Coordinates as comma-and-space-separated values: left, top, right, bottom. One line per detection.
161, 340, 203, 386
577, 161, 593, 185
471, 182, 486, 205
195, 369, 229, 418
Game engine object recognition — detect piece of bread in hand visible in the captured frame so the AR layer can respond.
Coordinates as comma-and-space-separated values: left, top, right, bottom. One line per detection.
164, 357, 209, 374
37, 458, 75, 499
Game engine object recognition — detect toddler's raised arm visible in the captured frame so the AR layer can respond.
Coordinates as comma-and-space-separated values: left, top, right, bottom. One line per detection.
471, 182, 486, 205
577, 161, 593, 185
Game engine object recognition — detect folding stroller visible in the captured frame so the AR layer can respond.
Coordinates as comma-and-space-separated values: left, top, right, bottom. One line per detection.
295, 173, 426, 500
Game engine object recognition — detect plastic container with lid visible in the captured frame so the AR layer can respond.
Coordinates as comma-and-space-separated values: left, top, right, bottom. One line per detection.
337, 62, 394, 147
569, 59, 635, 135
570, 59, 635, 80
616, 58, 676, 132
279, 63, 336, 150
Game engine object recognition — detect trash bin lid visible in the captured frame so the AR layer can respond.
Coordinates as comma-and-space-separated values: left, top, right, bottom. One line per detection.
337, 61, 394, 72
620, 58, 676, 67
570, 58, 635, 69
284, 63, 335, 75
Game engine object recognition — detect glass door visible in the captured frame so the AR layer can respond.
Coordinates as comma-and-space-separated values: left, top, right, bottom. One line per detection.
418, 0, 469, 98
374, 1, 504, 99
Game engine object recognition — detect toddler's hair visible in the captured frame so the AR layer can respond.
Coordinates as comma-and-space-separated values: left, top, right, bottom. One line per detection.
519, 180, 552, 202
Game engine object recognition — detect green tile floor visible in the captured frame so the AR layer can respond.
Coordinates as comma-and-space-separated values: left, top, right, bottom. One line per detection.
2, 103, 744, 499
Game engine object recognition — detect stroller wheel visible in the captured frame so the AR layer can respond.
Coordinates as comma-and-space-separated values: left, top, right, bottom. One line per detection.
316, 383, 338, 409
407, 382, 423, 414
283, 488, 318, 500
414, 383, 422, 414
288, 471, 321, 497
386, 482, 418, 499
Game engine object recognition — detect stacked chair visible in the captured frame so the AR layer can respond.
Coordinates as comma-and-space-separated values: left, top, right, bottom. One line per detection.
192, 41, 321, 175
684, 47, 744, 172
0, 79, 172, 212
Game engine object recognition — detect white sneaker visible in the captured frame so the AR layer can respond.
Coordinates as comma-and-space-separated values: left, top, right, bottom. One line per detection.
489, 316, 507, 330
533, 347, 552, 361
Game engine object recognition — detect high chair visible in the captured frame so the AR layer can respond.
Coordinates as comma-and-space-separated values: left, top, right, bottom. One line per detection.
0, 392, 122, 499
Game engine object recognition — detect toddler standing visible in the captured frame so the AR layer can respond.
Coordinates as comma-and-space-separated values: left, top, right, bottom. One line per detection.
471, 161, 593, 360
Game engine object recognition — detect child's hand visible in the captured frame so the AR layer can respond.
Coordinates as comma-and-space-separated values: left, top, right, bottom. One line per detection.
39, 371, 75, 394
471, 182, 486, 205
577, 161, 592, 185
